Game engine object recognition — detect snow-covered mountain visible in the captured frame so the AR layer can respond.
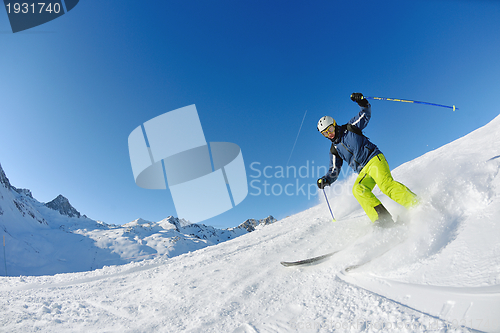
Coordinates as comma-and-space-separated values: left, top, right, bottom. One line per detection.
2, 114, 500, 332
0, 166, 276, 276
45, 194, 82, 218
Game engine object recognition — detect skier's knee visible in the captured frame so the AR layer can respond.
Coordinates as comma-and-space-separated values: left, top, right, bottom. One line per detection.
352, 183, 367, 199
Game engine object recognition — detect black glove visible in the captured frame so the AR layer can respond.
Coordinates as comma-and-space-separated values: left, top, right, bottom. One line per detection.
317, 177, 330, 189
351, 92, 369, 107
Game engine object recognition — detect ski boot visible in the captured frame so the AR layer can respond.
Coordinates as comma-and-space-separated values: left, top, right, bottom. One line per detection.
373, 204, 395, 228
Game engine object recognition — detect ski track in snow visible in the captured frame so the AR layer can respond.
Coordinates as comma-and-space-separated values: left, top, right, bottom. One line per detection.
3, 115, 500, 332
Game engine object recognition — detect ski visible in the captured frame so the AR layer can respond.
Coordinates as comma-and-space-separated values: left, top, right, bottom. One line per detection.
281, 251, 339, 267
344, 263, 364, 272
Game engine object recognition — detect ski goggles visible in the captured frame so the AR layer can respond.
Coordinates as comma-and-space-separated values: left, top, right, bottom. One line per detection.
321, 124, 335, 137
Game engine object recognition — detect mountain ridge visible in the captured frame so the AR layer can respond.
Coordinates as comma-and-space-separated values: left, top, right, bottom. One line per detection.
0, 162, 276, 276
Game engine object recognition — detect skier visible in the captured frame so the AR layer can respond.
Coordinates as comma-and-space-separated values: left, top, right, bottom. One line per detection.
316, 93, 418, 226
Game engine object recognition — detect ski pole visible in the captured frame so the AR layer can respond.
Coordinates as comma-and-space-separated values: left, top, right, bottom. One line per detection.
3, 235, 7, 277
364, 96, 458, 111
322, 188, 336, 222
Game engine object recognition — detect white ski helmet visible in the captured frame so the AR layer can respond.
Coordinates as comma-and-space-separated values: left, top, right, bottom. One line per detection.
317, 116, 336, 132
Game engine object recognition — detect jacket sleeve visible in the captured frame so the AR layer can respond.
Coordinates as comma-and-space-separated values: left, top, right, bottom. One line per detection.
325, 149, 343, 184
348, 103, 371, 131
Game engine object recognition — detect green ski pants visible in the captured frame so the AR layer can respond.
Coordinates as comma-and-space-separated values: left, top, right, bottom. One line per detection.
352, 154, 418, 222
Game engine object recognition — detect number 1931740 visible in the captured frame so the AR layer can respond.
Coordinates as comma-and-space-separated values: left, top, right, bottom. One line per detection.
5, 2, 62, 14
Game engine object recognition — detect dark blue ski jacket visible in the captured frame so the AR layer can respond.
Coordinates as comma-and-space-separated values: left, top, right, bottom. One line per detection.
324, 103, 382, 184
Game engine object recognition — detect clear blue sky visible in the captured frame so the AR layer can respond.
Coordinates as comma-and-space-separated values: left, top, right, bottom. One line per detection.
1, 0, 499, 228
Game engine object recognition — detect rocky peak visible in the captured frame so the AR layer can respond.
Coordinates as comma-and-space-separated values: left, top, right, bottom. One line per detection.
45, 194, 81, 218
236, 215, 277, 232
156, 216, 191, 231
0, 163, 12, 190
0, 164, 33, 198
14, 188, 33, 198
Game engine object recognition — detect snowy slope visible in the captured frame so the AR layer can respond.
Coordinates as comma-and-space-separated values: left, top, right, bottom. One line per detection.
333, 113, 500, 332
1, 114, 500, 332
0, 167, 276, 276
